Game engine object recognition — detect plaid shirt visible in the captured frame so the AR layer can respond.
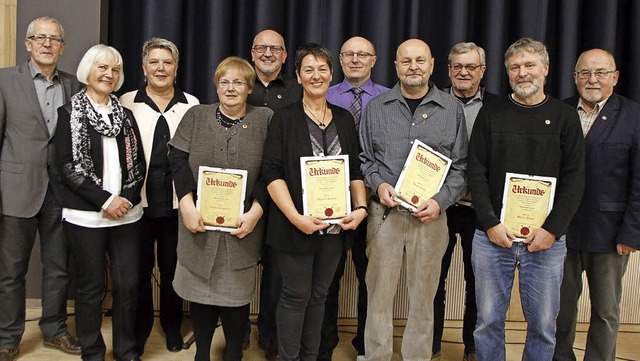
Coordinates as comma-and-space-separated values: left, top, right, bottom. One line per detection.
577, 97, 609, 136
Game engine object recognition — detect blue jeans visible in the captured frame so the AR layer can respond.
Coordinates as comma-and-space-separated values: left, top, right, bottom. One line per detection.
472, 230, 566, 361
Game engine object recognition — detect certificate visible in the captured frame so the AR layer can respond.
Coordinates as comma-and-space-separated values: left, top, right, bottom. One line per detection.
500, 172, 556, 240
394, 139, 452, 211
300, 155, 351, 224
196, 166, 247, 232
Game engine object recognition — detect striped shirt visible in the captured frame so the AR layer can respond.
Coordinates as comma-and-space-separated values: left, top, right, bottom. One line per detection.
359, 82, 468, 211
577, 97, 608, 136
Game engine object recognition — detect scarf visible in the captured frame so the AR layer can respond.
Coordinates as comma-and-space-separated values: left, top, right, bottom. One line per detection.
69, 88, 144, 191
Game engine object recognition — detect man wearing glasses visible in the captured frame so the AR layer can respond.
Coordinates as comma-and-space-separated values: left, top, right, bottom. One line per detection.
319, 36, 389, 361
554, 49, 639, 361
247, 29, 301, 361
432, 42, 499, 361
0, 17, 81, 360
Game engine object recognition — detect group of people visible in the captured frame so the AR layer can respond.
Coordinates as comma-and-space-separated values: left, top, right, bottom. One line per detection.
0, 15, 637, 361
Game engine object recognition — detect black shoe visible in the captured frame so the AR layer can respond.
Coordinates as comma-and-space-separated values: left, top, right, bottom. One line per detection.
165, 329, 183, 352
43, 334, 82, 355
0, 348, 19, 361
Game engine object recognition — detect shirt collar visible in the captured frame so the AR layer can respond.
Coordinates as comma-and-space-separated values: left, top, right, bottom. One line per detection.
448, 85, 484, 102
28, 59, 59, 82
133, 84, 189, 113
336, 78, 376, 95
577, 96, 609, 113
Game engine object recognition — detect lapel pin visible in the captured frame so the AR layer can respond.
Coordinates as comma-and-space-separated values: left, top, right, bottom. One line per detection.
602, 116, 607, 120
277, 94, 282, 99
545, 119, 551, 125
242, 124, 248, 129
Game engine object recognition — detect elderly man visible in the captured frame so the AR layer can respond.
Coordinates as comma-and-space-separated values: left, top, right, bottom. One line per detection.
467, 38, 585, 361
432, 42, 499, 361
247, 29, 301, 360
319, 36, 389, 361
553, 49, 639, 361
358, 38, 467, 361
0, 16, 81, 360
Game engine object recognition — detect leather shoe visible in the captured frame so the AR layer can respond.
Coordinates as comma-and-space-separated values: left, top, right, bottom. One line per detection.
0, 348, 19, 361
263, 339, 279, 361
43, 334, 82, 355
431, 350, 442, 360
165, 329, 183, 352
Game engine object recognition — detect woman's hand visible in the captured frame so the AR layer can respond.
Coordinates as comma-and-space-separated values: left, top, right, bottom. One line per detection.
103, 196, 131, 220
292, 214, 330, 235
179, 193, 205, 233
339, 208, 367, 230
231, 200, 264, 239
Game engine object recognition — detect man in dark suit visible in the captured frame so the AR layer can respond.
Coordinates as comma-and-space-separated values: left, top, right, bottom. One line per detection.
0, 16, 81, 360
554, 48, 639, 361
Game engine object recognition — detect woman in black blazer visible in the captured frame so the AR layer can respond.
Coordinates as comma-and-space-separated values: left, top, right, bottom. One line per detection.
56, 44, 145, 361
261, 43, 367, 361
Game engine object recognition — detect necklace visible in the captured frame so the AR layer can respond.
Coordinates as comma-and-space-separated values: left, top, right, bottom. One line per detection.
216, 106, 245, 128
303, 101, 327, 129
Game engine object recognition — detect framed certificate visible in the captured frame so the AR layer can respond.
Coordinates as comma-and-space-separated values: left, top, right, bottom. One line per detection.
500, 172, 557, 240
300, 155, 351, 224
196, 166, 248, 232
394, 139, 452, 211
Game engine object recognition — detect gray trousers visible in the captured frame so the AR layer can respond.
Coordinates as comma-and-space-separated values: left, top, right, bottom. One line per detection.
359, 201, 448, 361
554, 248, 630, 361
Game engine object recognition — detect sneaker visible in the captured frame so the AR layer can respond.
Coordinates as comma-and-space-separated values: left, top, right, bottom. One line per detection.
0, 348, 19, 361
43, 334, 82, 355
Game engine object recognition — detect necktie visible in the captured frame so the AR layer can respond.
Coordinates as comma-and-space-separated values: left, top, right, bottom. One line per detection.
350, 87, 364, 129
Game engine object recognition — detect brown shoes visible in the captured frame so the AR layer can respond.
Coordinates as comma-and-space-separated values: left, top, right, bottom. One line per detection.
43, 334, 82, 355
0, 348, 19, 361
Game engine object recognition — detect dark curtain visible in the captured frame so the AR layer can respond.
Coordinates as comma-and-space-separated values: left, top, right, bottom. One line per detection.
108, 0, 640, 103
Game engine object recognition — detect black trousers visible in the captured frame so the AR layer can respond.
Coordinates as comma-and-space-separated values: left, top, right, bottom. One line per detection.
135, 215, 183, 343
433, 204, 477, 354
0, 188, 70, 348
191, 302, 249, 361
257, 243, 282, 344
319, 220, 368, 360
65, 220, 141, 361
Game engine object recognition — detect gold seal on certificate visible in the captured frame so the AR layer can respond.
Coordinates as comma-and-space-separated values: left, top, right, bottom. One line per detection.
500, 172, 557, 239
394, 139, 452, 211
300, 155, 351, 224
196, 166, 248, 232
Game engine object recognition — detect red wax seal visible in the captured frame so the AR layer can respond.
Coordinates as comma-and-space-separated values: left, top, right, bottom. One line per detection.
520, 227, 530, 236
216, 216, 225, 224
325, 208, 334, 217
411, 195, 420, 204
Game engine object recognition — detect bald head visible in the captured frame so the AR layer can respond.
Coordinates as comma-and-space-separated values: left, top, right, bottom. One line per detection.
395, 39, 434, 97
339, 36, 377, 87
574, 48, 618, 110
251, 29, 288, 83
253, 29, 285, 49
575, 49, 616, 72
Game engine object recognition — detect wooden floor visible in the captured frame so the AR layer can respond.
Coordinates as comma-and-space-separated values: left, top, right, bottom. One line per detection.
16, 308, 640, 360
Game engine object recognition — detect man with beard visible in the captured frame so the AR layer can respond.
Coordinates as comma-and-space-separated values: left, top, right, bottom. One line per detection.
358, 38, 467, 361
433, 42, 499, 361
467, 38, 584, 361
319, 36, 389, 361
247, 29, 301, 360
554, 49, 639, 361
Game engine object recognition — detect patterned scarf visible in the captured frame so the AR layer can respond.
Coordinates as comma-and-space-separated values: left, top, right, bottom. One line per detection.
69, 88, 144, 190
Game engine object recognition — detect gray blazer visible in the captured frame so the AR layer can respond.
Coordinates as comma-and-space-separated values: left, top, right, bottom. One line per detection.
0, 61, 80, 217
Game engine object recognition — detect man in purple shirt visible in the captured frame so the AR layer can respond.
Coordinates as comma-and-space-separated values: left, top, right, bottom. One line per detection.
319, 36, 389, 361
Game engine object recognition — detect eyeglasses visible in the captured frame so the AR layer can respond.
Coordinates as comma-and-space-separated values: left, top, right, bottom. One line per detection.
218, 80, 248, 88
340, 52, 374, 60
449, 63, 483, 72
575, 70, 616, 79
252, 45, 285, 54
27, 34, 64, 45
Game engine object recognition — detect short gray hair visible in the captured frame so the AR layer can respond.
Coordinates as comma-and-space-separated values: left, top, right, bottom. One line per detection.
26, 16, 65, 40
142, 37, 180, 64
448, 42, 486, 65
76, 44, 125, 91
504, 37, 549, 68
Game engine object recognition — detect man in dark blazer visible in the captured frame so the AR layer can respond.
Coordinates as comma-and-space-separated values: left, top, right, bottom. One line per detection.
554, 49, 639, 361
0, 16, 81, 360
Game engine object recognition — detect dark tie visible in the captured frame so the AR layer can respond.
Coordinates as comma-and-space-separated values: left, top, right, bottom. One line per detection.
350, 87, 364, 129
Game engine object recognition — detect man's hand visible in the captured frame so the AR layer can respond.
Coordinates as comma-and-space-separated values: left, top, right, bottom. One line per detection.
523, 227, 556, 252
103, 196, 131, 220
412, 199, 440, 223
487, 223, 516, 248
377, 183, 399, 208
617, 243, 637, 256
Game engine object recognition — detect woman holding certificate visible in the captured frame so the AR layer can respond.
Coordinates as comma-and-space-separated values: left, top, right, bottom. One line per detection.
55, 45, 146, 361
168, 56, 272, 361
261, 43, 368, 361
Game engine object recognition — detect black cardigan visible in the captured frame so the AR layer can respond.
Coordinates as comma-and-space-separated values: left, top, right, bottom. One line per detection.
55, 103, 145, 211
261, 100, 363, 254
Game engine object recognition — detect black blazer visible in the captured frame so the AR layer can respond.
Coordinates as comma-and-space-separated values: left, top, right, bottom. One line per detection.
55, 102, 145, 211
262, 101, 363, 254
565, 93, 640, 252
